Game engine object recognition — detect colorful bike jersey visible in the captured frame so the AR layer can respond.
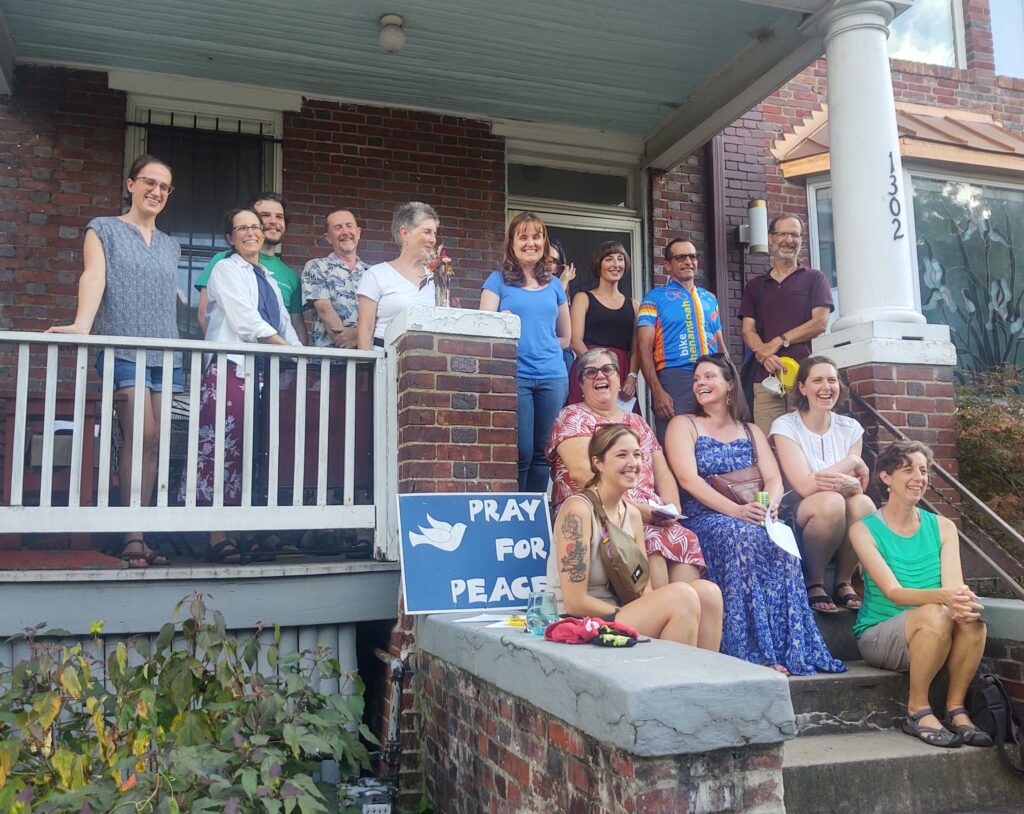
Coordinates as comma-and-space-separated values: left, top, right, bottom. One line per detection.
637, 281, 721, 371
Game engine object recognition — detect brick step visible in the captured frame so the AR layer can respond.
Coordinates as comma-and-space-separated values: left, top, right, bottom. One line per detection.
783, 730, 1021, 814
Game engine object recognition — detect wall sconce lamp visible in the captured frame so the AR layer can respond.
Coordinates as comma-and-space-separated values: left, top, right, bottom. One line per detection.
738, 199, 769, 256
379, 14, 406, 54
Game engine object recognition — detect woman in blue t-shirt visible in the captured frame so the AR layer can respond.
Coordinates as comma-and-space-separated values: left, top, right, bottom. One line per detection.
480, 212, 570, 491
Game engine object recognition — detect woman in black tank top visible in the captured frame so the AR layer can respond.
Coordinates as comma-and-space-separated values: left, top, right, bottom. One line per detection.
568, 242, 640, 405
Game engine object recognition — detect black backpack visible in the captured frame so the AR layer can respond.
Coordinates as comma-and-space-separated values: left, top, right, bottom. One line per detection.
966, 672, 1024, 777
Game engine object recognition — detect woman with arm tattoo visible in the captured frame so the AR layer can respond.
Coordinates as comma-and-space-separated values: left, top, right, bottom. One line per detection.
546, 424, 704, 646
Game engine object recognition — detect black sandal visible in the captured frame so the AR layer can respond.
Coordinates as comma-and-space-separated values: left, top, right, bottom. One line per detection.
206, 537, 243, 563
806, 582, 839, 614
901, 707, 963, 748
120, 538, 169, 568
833, 580, 862, 610
944, 706, 994, 747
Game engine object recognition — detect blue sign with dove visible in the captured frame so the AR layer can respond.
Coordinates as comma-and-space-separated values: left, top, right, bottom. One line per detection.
397, 492, 552, 614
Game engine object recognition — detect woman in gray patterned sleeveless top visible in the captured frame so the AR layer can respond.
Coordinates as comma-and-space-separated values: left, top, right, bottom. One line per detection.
48, 155, 180, 568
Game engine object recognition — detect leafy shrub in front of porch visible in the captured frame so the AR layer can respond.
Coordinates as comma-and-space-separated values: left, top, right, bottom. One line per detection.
956, 367, 1024, 561
0, 595, 373, 813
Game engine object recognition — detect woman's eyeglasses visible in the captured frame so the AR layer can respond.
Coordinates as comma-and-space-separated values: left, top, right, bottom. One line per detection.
233, 224, 264, 234
582, 364, 619, 379
134, 176, 175, 195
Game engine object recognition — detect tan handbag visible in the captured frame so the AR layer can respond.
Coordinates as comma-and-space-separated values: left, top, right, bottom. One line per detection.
708, 423, 765, 505
580, 489, 649, 605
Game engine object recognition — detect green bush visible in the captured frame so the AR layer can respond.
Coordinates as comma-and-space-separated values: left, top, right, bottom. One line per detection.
956, 367, 1024, 557
0, 594, 373, 813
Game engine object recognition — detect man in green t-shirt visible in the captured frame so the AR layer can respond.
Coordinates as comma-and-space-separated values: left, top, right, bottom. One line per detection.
195, 192, 308, 343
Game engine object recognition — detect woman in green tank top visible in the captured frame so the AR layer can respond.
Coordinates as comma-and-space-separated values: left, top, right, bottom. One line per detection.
848, 440, 991, 749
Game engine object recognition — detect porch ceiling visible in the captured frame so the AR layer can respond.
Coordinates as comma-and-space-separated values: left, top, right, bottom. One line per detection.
0, 0, 831, 169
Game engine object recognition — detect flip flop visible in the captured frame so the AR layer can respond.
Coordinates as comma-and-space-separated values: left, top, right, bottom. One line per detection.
833, 581, 862, 610
901, 707, 963, 748
806, 582, 839, 614
944, 706, 994, 747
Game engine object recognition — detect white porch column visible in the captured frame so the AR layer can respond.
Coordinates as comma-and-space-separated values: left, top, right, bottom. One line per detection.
814, 0, 955, 367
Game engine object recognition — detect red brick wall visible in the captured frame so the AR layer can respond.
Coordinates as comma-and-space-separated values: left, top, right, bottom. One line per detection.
420, 652, 785, 814
374, 328, 520, 808
984, 638, 1024, 707
279, 101, 506, 306
0, 66, 126, 333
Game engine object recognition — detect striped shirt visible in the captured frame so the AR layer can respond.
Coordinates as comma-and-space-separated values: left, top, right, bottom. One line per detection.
637, 281, 721, 371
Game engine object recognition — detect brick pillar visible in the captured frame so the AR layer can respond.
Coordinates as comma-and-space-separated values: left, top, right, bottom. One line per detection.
845, 362, 959, 516
374, 306, 520, 810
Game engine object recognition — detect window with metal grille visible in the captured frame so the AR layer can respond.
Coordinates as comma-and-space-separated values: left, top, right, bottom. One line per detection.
125, 106, 281, 339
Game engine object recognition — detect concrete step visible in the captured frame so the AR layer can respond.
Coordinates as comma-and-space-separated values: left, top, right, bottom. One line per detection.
783, 730, 1022, 814
813, 606, 861, 662
788, 660, 906, 736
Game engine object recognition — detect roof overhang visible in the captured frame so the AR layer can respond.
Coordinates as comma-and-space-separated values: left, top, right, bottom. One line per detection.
774, 102, 1024, 178
0, 0, 836, 172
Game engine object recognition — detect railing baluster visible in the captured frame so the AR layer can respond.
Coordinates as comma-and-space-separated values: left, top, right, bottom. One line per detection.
130, 348, 145, 507
68, 345, 88, 508
317, 357, 330, 507
267, 355, 280, 508
292, 358, 307, 506
10, 344, 29, 505
241, 353, 255, 508
344, 359, 356, 506
156, 349, 173, 507
185, 351, 202, 508
39, 343, 59, 508
97, 349, 114, 507
213, 353, 227, 508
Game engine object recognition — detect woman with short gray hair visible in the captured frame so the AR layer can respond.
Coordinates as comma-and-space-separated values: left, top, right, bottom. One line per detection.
356, 202, 439, 349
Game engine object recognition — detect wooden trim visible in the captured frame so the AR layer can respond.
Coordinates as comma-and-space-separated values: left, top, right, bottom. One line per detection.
707, 137, 729, 308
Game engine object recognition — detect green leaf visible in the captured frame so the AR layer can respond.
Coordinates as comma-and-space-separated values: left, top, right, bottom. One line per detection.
50, 748, 87, 789
267, 646, 278, 670
115, 642, 128, 675
240, 767, 258, 799
0, 740, 13, 787
282, 723, 301, 758
165, 660, 194, 712
33, 691, 60, 729
260, 800, 283, 814
243, 639, 259, 670
168, 799, 181, 814
155, 622, 176, 654
170, 710, 212, 747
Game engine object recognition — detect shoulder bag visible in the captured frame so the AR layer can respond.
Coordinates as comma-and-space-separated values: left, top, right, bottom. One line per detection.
580, 489, 649, 605
708, 423, 765, 505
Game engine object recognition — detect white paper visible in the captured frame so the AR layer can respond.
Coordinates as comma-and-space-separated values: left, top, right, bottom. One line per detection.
452, 613, 512, 624
616, 396, 637, 412
765, 513, 801, 559
649, 501, 687, 522
485, 619, 523, 629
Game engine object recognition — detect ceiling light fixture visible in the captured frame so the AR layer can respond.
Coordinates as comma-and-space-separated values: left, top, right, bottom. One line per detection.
379, 14, 406, 54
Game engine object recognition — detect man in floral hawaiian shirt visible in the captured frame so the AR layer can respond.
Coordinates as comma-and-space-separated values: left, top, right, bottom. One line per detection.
302, 209, 370, 348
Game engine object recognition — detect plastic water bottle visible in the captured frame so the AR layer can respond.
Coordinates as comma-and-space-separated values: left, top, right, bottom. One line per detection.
525, 590, 557, 637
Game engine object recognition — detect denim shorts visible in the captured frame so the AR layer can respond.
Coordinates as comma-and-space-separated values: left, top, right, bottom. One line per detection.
95, 351, 184, 394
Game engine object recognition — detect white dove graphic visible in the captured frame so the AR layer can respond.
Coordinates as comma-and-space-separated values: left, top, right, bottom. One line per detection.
408, 514, 467, 552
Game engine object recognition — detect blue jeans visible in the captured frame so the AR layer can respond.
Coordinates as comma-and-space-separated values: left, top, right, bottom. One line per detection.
516, 376, 569, 492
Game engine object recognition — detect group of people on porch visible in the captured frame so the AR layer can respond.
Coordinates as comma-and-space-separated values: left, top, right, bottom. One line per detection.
47, 154, 992, 750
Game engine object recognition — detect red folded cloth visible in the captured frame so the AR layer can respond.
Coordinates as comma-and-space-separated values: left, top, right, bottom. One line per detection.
543, 616, 639, 644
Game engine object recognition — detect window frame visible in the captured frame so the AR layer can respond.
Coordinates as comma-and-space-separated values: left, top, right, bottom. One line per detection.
888, 0, 966, 69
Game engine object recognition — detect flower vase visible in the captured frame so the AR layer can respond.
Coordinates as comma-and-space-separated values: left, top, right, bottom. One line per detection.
435, 285, 450, 308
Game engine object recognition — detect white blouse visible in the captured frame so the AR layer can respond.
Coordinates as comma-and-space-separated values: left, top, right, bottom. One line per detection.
769, 410, 864, 473
357, 261, 435, 340
205, 252, 301, 375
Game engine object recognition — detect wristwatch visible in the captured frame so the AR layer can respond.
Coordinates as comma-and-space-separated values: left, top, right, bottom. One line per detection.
626, 372, 638, 380
779, 334, 791, 348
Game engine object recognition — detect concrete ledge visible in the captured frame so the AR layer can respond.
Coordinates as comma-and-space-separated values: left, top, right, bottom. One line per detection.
982, 598, 1024, 642
385, 305, 520, 345
418, 614, 796, 757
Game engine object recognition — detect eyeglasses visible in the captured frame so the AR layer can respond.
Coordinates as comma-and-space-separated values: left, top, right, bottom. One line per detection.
582, 364, 619, 379
771, 231, 803, 240
232, 224, 264, 234
134, 176, 174, 195
669, 252, 700, 263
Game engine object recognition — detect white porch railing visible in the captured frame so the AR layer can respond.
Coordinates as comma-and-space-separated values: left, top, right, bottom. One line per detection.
0, 331, 389, 554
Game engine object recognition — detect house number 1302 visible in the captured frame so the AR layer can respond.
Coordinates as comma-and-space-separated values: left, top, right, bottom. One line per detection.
888, 151, 905, 240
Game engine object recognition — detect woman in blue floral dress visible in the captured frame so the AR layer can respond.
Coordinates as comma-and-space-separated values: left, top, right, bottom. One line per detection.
665, 354, 844, 676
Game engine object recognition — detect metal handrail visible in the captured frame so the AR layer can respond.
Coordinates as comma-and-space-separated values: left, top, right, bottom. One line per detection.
850, 390, 1024, 601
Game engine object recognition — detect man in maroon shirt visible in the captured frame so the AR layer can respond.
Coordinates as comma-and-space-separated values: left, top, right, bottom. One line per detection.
740, 214, 834, 435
